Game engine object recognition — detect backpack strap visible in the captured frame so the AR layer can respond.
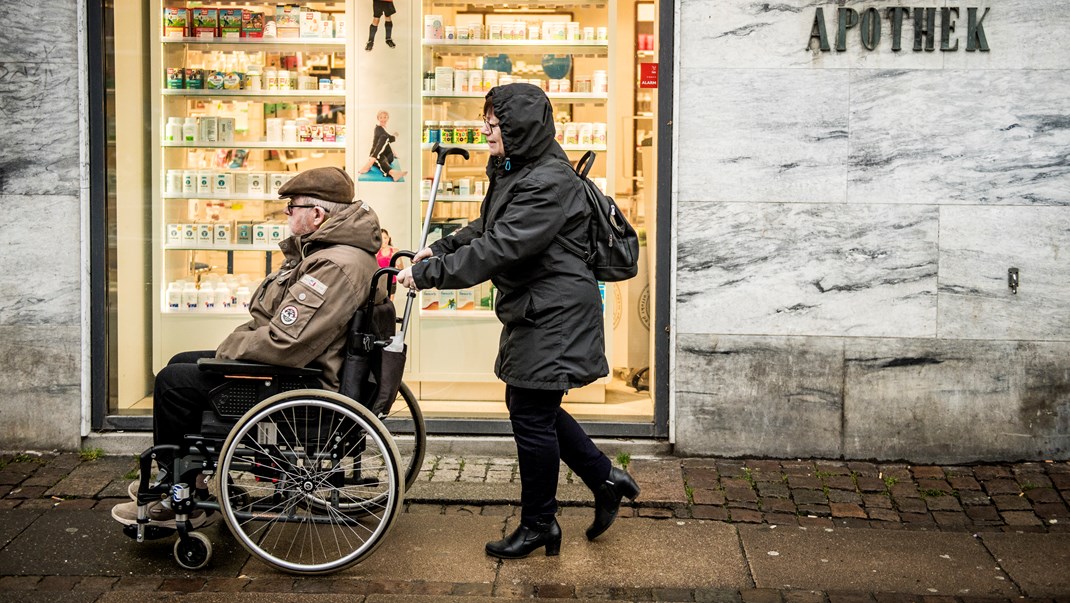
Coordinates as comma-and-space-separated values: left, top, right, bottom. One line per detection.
553, 152, 598, 264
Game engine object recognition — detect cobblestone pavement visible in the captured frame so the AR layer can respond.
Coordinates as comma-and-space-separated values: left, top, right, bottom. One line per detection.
1, 451, 1068, 601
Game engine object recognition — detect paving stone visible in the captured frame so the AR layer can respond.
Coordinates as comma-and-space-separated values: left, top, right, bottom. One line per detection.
694, 489, 726, 506
992, 494, 1032, 511
965, 505, 1001, 523
827, 490, 862, 504
762, 498, 798, 514
1033, 503, 1070, 520
856, 478, 887, 493
0, 576, 41, 590
981, 533, 1070, 597
797, 505, 831, 518
7, 486, 47, 499
77, 576, 119, 591
825, 476, 856, 491
692, 505, 730, 521
846, 462, 879, 477
958, 491, 992, 506
639, 507, 675, 518
729, 509, 763, 523
862, 494, 893, 509
911, 466, 946, 480
829, 503, 866, 519
781, 462, 815, 477
867, 508, 900, 523
890, 485, 920, 499
631, 459, 688, 506
878, 466, 912, 480
1050, 474, 1070, 489
725, 484, 758, 503
653, 587, 695, 601
764, 513, 799, 526
985, 480, 1022, 496
916, 480, 952, 495
948, 476, 981, 490
898, 513, 933, 527
158, 577, 206, 592
44, 457, 137, 499
828, 592, 875, 603
793, 490, 827, 506
202, 577, 251, 592
788, 476, 823, 490
112, 576, 165, 591
495, 583, 535, 597
797, 516, 834, 529
687, 468, 721, 489
1025, 488, 1063, 504
740, 588, 784, 603
730, 500, 761, 511
244, 578, 294, 592
451, 582, 493, 596
923, 496, 962, 512
35, 575, 81, 590
874, 593, 921, 603
1002, 511, 1042, 526
931, 511, 970, 528
895, 498, 927, 514
758, 482, 791, 498
974, 466, 1012, 480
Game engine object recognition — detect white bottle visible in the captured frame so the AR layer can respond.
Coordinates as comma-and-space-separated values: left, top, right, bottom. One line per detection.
235, 286, 252, 310
182, 117, 197, 143
165, 117, 183, 142
165, 282, 182, 312
214, 285, 232, 311
182, 282, 199, 311
282, 120, 298, 143
198, 284, 215, 311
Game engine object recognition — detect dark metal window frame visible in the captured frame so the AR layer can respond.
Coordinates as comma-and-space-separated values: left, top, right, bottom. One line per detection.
88, 2, 674, 440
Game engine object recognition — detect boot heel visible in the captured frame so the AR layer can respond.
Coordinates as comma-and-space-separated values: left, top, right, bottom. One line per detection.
544, 536, 561, 556
622, 480, 641, 501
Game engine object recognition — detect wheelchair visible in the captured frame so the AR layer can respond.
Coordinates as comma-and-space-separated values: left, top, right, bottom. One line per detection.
123, 259, 427, 575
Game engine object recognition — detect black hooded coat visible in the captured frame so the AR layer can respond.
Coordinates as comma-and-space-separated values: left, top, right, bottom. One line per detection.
411, 83, 608, 390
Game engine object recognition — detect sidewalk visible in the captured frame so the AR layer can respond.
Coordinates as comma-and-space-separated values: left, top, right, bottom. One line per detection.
0, 450, 1068, 601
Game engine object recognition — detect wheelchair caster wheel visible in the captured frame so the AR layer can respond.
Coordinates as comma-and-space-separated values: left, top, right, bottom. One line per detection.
174, 531, 212, 570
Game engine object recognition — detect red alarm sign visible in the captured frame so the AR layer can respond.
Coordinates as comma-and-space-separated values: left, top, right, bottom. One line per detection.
639, 63, 658, 88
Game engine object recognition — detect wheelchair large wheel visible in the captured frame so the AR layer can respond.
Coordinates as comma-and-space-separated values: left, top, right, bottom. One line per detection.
217, 389, 403, 575
381, 382, 427, 492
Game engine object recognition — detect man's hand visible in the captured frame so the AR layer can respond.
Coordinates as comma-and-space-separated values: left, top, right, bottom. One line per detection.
396, 267, 418, 290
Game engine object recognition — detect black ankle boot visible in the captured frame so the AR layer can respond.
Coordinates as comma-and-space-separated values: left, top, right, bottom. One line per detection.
485, 518, 561, 559
586, 467, 640, 541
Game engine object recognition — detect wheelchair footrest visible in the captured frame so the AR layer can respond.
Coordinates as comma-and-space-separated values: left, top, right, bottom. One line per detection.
122, 523, 176, 541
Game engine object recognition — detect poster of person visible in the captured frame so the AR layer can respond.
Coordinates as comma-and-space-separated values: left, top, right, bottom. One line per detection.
365, 0, 398, 50
358, 110, 407, 182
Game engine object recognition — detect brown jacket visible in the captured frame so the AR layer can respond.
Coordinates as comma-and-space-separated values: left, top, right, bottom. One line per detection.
215, 201, 384, 390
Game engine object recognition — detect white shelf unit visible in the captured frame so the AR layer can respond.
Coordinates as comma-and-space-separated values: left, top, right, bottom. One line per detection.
410, 0, 617, 400
151, 0, 354, 370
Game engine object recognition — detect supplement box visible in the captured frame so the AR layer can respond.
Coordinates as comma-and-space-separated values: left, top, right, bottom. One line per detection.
197, 224, 214, 244
456, 288, 475, 310
269, 224, 286, 243
253, 224, 270, 245
167, 224, 182, 245
242, 10, 264, 38
300, 11, 320, 37
248, 172, 266, 195
163, 8, 188, 37
268, 173, 287, 194
219, 9, 243, 38
236, 221, 254, 244
217, 117, 235, 143
182, 223, 197, 243
275, 4, 301, 38
438, 289, 457, 310
213, 223, 232, 245
191, 8, 218, 38
420, 290, 439, 311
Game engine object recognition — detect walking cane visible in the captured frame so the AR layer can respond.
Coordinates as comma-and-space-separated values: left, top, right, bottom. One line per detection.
386, 143, 470, 352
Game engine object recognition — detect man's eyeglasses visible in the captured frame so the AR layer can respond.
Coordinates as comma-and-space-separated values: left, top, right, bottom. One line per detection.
284, 203, 319, 216
481, 115, 500, 130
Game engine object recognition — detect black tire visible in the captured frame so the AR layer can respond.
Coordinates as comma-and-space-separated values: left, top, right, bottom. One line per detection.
173, 531, 212, 570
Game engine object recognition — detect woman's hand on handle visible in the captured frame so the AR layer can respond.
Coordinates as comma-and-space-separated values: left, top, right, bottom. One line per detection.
412, 247, 433, 263
396, 267, 418, 290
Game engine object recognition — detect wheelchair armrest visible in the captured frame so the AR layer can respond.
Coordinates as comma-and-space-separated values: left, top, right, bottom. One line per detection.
197, 358, 323, 379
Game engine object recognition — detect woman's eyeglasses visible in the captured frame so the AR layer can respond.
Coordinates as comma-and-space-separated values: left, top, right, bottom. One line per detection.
481, 115, 500, 130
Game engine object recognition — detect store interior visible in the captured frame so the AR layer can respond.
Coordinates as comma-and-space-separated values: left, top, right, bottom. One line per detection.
104, 0, 659, 427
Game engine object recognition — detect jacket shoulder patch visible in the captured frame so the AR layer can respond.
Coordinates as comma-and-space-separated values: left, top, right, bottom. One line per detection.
279, 305, 299, 325
299, 274, 328, 296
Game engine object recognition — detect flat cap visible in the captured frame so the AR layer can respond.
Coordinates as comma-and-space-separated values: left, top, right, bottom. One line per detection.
277, 167, 355, 204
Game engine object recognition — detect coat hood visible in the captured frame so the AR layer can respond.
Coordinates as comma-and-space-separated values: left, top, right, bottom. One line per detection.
280, 201, 382, 259
488, 83, 558, 170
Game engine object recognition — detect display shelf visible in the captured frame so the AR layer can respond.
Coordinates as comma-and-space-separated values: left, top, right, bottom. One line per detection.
422, 91, 608, 102
161, 89, 346, 100
162, 141, 346, 149
161, 310, 250, 317
163, 243, 281, 252
423, 39, 608, 54
163, 193, 286, 201
420, 194, 483, 202
421, 143, 606, 152
162, 36, 345, 47
420, 310, 497, 319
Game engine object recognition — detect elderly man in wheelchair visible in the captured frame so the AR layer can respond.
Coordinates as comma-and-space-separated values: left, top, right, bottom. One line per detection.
111, 167, 412, 573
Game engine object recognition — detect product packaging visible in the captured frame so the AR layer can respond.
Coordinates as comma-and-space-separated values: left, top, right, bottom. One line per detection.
199, 116, 218, 143
420, 290, 439, 310
333, 14, 346, 38
438, 290, 457, 310
434, 66, 454, 93
184, 68, 204, 89
205, 70, 225, 90
191, 8, 218, 38
248, 173, 266, 195
300, 11, 320, 38
253, 224, 270, 245
456, 289, 475, 310
182, 170, 196, 193
214, 172, 233, 195
274, 4, 301, 38
182, 223, 197, 243
217, 117, 235, 143
242, 10, 264, 37
233, 172, 249, 194
167, 224, 182, 245
269, 224, 285, 243
236, 221, 254, 244
219, 9, 243, 38
322, 124, 336, 142
163, 8, 188, 37
165, 67, 184, 89
269, 173, 287, 194
213, 223, 232, 246
197, 224, 213, 245
424, 15, 444, 40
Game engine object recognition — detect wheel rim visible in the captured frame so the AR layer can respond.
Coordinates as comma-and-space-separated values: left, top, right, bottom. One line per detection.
218, 396, 401, 574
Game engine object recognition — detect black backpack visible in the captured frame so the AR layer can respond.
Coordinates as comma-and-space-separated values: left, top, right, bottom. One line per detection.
553, 151, 640, 282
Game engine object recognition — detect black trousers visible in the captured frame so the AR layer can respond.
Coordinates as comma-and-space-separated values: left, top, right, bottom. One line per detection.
505, 385, 612, 526
152, 350, 224, 466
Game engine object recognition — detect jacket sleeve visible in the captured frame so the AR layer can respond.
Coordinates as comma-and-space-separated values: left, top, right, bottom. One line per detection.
215, 258, 368, 368
428, 216, 484, 255
413, 174, 570, 289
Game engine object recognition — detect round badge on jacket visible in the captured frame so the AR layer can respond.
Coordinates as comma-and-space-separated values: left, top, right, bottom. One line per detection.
280, 305, 299, 325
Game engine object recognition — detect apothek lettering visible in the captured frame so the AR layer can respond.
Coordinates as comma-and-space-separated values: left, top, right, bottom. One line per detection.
808, 6, 990, 52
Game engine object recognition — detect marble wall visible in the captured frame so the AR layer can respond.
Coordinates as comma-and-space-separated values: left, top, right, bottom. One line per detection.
0, 1, 84, 449
675, 0, 1070, 461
